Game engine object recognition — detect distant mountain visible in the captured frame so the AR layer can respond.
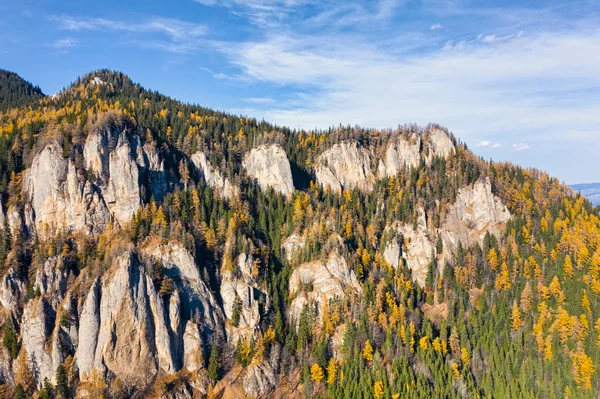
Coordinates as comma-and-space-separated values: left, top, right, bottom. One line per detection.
0, 69, 45, 111
570, 182, 600, 205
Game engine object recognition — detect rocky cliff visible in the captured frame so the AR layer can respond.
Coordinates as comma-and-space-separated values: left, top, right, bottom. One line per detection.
243, 144, 294, 198
288, 252, 362, 323
191, 151, 237, 200
441, 177, 511, 250
22, 116, 167, 240
315, 141, 375, 192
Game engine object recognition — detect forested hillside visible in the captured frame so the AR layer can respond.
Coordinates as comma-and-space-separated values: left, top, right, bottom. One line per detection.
0, 70, 598, 398
0, 70, 44, 112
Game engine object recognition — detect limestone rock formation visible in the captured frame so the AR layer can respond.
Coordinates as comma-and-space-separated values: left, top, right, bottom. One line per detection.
220, 252, 269, 342
0, 268, 25, 312
378, 133, 422, 177
34, 256, 68, 309
243, 144, 294, 197
288, 252, 362, 323
75, 253, 176, 387
141, 241, 224, 343
243, 354, 279, 398
282, 232, 306, 262
20, 298, 57, 386
441, 177, 511, 250
24, 142, 111, 239
425, 128, 455, 164
191, 151, 237, 199
386, 210, 436, 287
182, 322, 204, 372
315, 141, 374, 192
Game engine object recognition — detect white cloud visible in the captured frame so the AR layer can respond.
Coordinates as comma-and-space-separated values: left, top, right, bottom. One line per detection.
244, 97, 276, 104
481, 34, 496, 43
476, 140, 501, 148
430, 23, 442, 30
513, 143, 530, 151
221, 27, 600, 151
53, 16, 207, 53
48, 37, 78, 51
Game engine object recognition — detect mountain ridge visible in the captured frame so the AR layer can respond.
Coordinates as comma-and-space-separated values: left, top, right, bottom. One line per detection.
0, 70, 598, 398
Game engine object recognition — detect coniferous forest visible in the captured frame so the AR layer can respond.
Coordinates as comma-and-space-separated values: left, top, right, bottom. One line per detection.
0, 69, 598, 398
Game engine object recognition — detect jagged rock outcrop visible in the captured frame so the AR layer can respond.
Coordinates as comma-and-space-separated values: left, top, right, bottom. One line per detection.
425, 128, 455, 163
441, 177, 511, 250
243, 348, 280, 398
141, 241, 224, 343
34, 256, 69, 309
182, 322, 204, 372
24, 142, 111, 239
315, 141, 374, 192
191, 151, 237, 200
378, 133, 422, 177
23, 121, 168, 239
0, 268, 25, 312
282, 233, 306, 262
75, 253, 175, 387
243, 144, 294, 197
85, 130, 141, 225
20, 297, 58, 386
220, 252, 269, 342
386, 209, 436, 287
288, 252, 362, 323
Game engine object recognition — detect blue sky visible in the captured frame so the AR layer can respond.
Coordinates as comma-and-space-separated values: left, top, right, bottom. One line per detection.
1, 0, 599, 184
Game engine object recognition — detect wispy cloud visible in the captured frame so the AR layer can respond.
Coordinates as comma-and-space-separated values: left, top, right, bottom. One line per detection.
476, 140, 501, 148
430, 23, 442, 30
48, 37, 78, 52
513, 143, 530, 151
222, 26, 600, 153
52, 15, 207, 53
243, 97, 276, 104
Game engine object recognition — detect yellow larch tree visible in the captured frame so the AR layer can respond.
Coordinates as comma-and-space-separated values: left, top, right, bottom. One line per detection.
572, 349, 595, 390
564, 255, 574, 278
326, 358, 337, 385
374, 380, 384, 399
362, 340, 374, 363
511, 302, 524, 330
311, 363, 324, 384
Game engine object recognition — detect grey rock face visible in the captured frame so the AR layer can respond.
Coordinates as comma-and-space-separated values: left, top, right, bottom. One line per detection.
75, 279, 100, 378
288, 252, 362, 324
74, 253, 175, 387
243, 144, 294, 198
182, 322, 204, 372
441, 177, 511, 250
282, 233, 306, 262
34, 256, 69, 309
0, 268, 25, 311
220, 252, 269, 342
315, 141, 374, 192
23, 142, 111, 239
142, 242, 225, 342
426, 128, 455, 163
191, 151, 237, 200
24, 125, 168, 239
378, 134, 422, 177
102, 133, 142, 225
20, 298, 56, 386
243, 359, 278, 398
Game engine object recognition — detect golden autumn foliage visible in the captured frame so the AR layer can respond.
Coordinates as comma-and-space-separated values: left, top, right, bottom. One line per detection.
311, 363, 324, 384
